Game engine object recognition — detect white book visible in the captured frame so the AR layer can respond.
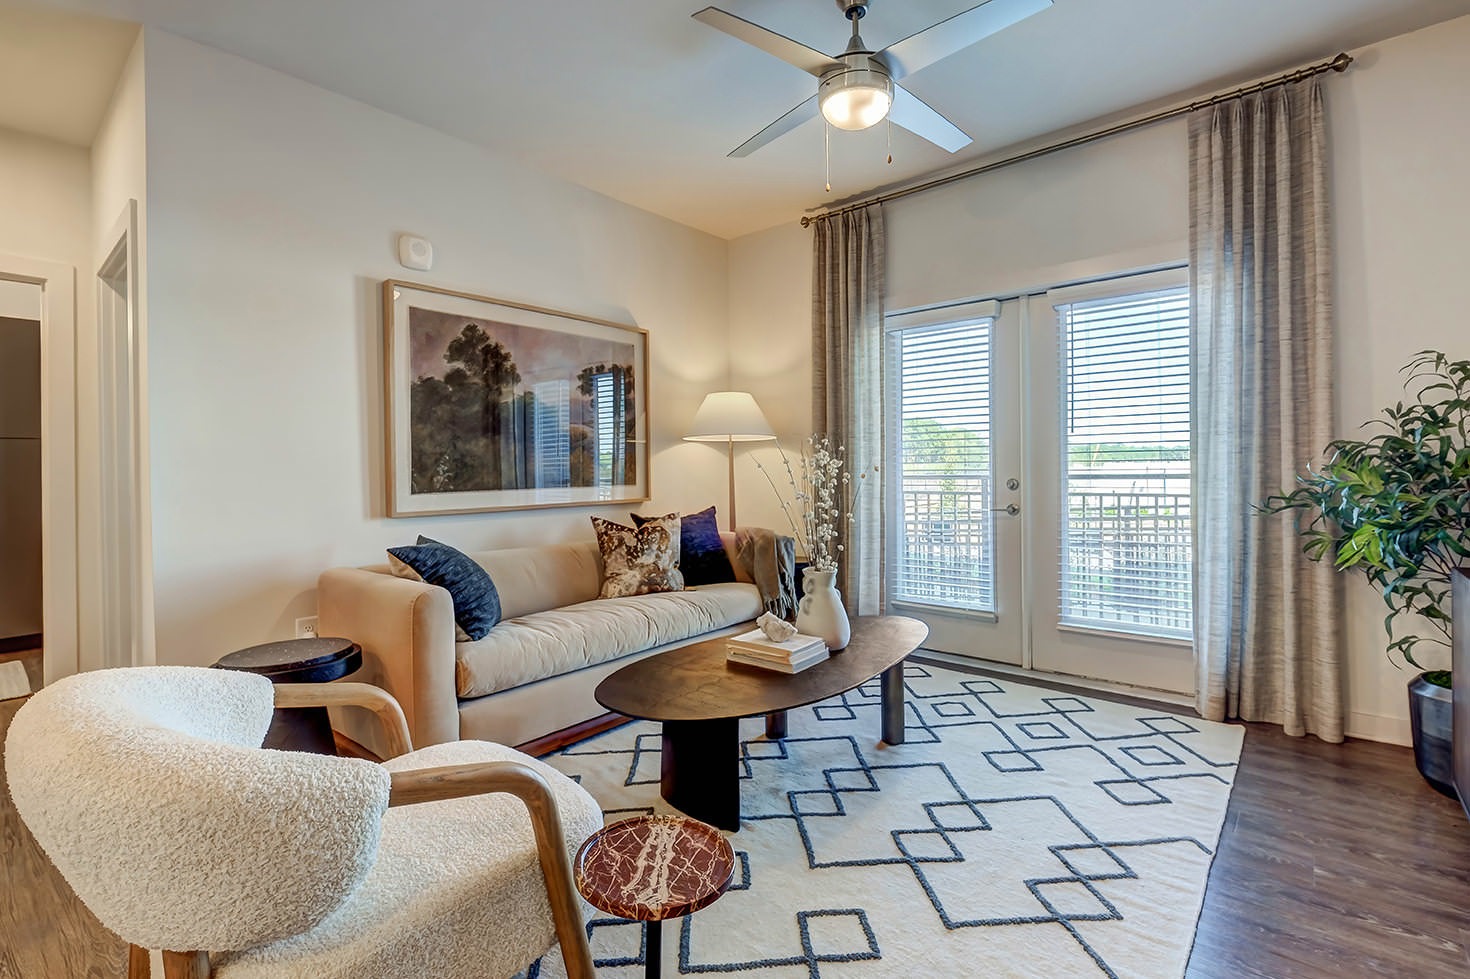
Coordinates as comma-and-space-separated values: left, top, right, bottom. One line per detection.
725, 628, 826, 659
726, 645, 830, 674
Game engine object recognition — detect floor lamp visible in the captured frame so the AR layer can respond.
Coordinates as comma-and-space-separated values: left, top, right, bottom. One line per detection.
683, 391, 776, 531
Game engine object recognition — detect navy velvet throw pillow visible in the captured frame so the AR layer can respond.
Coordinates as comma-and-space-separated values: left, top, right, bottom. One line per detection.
386, 536, 501, 640
632, 505, 734, 587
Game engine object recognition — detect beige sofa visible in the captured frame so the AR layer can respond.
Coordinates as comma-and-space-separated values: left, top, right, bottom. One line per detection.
318, 532, 763, 756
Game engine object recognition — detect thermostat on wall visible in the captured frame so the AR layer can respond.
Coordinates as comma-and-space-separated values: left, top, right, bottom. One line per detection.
397, 234, 433, 271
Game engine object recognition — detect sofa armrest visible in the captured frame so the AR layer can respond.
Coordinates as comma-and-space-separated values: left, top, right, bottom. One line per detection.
317, 567, 460, 749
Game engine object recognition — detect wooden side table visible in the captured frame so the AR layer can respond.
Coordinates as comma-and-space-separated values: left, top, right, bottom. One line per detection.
214, 637, 362, 754
573, 815, 735, 979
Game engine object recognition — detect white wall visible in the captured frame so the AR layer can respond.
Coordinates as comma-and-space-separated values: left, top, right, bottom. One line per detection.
0, 125, 91, 271
0, 279, 41, 319
81, 33, 152, 667
1330, 13, 1470, 744
140, 30, 731, 666
727, 221, 813, 536
728, 12, 1470, 744
885, 119, 1189, 311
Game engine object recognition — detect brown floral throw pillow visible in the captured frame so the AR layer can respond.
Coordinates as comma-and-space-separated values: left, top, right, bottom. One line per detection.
591, 514, 685, 598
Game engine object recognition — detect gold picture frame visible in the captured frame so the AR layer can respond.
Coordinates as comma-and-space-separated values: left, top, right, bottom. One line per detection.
383, 280, 650, 516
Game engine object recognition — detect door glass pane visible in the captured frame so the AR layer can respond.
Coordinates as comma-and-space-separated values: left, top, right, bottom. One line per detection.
887, 320, 995, 612
1056, 288, 1191, 639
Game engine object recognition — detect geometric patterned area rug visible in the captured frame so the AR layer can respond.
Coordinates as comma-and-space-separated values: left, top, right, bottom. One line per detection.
535, 662, 1243, 979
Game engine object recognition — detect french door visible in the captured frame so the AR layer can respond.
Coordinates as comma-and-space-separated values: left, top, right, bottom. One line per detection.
884, 270, 1194, 694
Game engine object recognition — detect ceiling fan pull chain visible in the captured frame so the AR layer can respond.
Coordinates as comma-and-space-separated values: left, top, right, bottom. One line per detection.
887, 115, 893, 165
825, 120, 832, 192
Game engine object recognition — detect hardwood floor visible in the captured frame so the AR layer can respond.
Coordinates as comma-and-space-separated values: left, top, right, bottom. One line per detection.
1189, 724, 1470, 978
1, 651, 128, 979
1, 659, 1467, 978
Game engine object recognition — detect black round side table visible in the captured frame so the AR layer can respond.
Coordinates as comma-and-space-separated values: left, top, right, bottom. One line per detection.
214, 637, 362, 754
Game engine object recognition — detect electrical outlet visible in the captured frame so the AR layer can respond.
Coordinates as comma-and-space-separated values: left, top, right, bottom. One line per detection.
295, 616, 319, 639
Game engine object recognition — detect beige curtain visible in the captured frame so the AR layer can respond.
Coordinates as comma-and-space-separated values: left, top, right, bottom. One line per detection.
811, 204, 885, 615
1189, 78, 1343, 741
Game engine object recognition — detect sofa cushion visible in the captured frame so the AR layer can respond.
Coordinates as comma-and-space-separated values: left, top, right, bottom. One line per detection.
633, 505, 735, 587
469, 541, 602, 620
386, 537, 501, 641
591, 515, 684, 598
454, 583, 762, 699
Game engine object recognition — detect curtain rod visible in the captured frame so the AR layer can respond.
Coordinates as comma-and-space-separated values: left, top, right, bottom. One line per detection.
800, 51, 1352, 228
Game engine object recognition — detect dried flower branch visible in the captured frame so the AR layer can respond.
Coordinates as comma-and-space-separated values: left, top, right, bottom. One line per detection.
753, 435, 878, 573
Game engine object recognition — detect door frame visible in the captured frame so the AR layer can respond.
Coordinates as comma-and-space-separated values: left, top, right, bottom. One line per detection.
92, 200, 154, 671
883, 248, 1194, 693
882, 298, 1025, 664
1, 254, 79, 686
1024, 270, 1194, 694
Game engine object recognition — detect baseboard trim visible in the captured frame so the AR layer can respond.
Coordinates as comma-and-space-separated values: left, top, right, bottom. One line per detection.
332, 712, 637, 762
0, 634, 41, 655
517, 712, 633, 757
915, 650, 1196, 710
333, 730, 382, 762
1346, 710, 1412, 747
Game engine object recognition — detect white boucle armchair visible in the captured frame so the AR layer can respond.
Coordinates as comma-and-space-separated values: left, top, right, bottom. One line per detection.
3, 666, 600, 979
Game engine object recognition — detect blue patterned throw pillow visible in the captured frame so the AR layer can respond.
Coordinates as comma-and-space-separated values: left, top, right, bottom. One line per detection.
386, 536, 501, 640
632, 505, 734, 587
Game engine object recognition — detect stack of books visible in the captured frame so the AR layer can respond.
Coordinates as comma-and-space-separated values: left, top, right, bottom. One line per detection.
725, 629, 829, 674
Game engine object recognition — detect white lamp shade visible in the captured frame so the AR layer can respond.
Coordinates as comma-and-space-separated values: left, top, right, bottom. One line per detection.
684, 391, 776, 442
818, 66, 893, 131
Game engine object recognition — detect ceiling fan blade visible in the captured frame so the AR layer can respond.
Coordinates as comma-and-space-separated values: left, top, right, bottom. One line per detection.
888, 84, 972, 153
728, 95, 820, 157
875, 0, 1052, 80
692, 7, 844, 77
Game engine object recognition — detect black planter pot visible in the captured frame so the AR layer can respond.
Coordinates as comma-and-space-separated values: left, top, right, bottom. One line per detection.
1408, 673, 1456, 798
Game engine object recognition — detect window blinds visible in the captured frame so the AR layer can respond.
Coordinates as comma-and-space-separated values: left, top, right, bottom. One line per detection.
1055, 288, 1192, 639
886, 320, 995, 612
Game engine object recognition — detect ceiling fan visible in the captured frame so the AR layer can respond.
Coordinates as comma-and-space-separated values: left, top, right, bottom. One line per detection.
693, 0, 1052, 158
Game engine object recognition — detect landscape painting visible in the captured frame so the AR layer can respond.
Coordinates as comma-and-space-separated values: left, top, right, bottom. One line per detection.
384, 281, 648, 516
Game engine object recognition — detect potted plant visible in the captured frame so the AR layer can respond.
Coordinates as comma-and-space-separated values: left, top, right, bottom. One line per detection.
1263, 350, 1470, 794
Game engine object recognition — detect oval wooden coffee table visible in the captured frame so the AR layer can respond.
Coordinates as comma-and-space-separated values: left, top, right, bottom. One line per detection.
595, 615, 928, 831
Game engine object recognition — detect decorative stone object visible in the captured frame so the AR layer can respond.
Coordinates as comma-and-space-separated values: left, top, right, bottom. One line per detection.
756, 611, 798, 643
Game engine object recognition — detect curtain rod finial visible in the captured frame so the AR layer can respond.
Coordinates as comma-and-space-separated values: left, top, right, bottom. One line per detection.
800, 216, 813, 228
1330, 52, 1353, 72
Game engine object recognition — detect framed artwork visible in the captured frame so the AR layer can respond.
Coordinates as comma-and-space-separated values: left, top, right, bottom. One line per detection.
383, 280, 650, 516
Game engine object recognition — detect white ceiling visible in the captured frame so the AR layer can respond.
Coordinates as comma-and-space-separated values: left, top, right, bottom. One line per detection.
22, 0, 1470, 237
0, 1, 137, 146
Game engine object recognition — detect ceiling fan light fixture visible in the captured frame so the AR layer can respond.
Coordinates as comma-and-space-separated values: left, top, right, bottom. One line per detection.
818, 65, 893, 131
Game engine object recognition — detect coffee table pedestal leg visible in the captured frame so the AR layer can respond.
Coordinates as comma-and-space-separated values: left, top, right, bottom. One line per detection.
661, 717, 741, 831
764, 709, 788, 740
645, 919, 662, 979
881, 663, 906, 745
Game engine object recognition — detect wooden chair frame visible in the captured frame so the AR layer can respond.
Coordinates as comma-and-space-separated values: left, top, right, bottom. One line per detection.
129, 682, 597, 979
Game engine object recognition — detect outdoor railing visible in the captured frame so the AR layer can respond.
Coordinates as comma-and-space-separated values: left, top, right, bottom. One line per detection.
894, 475, 1193, 637
896, 479, 995, 611
1061, 481, 1192, 638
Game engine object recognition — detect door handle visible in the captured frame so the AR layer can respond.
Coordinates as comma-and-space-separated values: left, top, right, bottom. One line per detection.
990, 503, 1020, 516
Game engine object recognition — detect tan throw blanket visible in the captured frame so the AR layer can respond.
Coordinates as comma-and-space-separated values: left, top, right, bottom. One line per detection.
734, 528, 798, 621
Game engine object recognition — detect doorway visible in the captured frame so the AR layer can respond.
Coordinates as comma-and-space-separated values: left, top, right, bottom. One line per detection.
0, 280, 44, 697
884, 268, 1194, 695
0, 255, 78, 688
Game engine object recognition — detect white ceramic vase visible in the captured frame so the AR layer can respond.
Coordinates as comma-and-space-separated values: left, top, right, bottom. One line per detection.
796, 568, 851, 651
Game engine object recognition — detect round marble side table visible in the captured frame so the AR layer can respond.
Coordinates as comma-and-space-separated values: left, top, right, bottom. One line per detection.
573, 814, 735, 979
